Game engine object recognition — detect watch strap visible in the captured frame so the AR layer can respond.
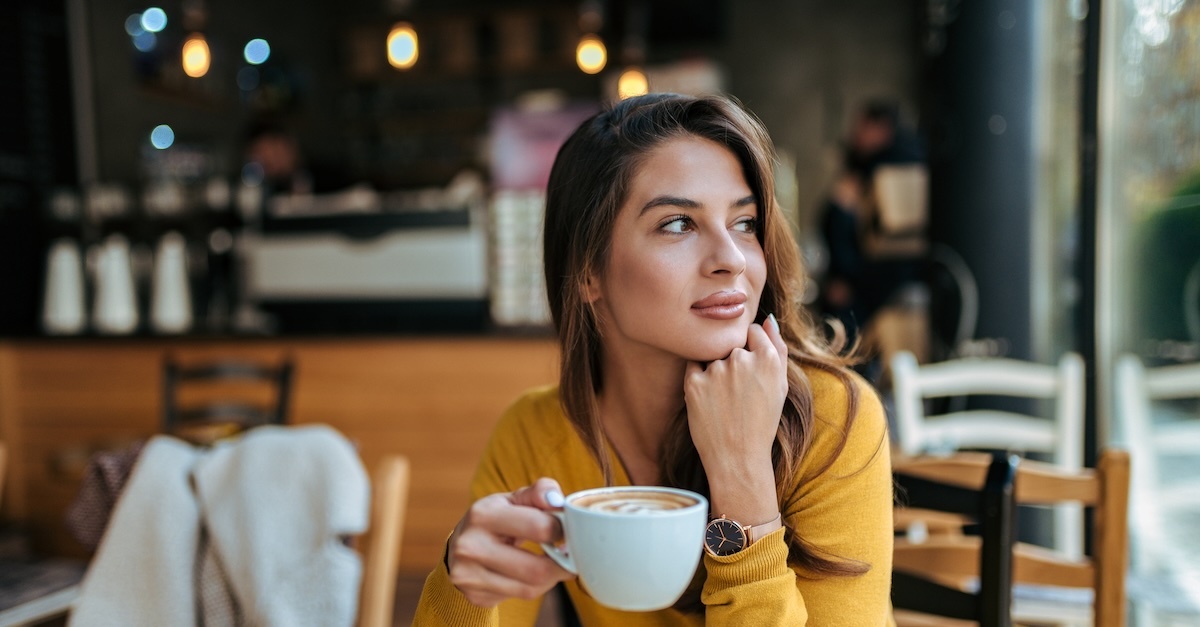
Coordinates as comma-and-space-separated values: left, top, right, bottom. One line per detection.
745, 512, 783, 544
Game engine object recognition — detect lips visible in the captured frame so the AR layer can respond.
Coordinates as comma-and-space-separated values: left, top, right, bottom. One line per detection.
691, 291, 748, 320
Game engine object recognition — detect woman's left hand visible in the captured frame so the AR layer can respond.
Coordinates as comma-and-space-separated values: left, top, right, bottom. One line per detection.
684, 314, 789, 521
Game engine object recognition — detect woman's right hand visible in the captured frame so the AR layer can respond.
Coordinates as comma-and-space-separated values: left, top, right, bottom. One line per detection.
447, 477, 575, 608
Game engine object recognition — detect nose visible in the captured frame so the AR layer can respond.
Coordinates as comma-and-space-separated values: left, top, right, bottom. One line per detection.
702, 229, 746, 276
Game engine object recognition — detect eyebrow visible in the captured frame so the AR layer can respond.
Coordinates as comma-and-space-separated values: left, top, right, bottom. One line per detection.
638, 194, 757, 216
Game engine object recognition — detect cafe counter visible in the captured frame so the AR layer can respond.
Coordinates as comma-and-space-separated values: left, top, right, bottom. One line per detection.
0, 336, 559, 574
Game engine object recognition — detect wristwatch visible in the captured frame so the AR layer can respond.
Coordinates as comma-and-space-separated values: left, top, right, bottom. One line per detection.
704, 512, 783, 557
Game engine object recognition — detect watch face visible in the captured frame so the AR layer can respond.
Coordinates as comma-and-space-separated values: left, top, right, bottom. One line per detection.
705, 518, 747, 557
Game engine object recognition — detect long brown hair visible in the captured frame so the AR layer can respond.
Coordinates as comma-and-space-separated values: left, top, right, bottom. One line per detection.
543, 94, 871, 591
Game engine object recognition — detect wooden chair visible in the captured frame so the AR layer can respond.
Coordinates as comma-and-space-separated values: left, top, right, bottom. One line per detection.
893, 453, 1019, 627
0, 438, 87, 626
890, 350, 1086, 558
357, 454, 411, 627
162, 355, 294, 444
1115, 355, 1200, 579
893, 449, 1130, 627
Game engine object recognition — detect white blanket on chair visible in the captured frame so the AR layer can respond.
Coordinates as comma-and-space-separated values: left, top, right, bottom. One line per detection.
69, 425, 370, 627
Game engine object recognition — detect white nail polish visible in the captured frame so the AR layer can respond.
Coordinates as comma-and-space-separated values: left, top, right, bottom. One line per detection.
546, 490, 565, 508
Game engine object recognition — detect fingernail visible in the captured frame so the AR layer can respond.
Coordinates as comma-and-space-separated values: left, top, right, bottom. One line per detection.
768, 313, 779, 332
546, 490, 565, 508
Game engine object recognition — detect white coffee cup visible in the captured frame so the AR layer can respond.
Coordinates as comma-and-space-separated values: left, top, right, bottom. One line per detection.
541, 486, 707, 612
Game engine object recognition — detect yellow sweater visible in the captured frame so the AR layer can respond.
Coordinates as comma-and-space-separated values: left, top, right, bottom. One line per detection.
413, 366, 894, 626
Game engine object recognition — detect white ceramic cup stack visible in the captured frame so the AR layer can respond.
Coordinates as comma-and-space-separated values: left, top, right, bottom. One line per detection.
42, 238, 87, 335
92, 235, 139, 335
151, 231, 193, 334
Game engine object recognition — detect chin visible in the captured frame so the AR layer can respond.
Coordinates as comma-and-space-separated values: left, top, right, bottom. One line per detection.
683, 328, 749, 362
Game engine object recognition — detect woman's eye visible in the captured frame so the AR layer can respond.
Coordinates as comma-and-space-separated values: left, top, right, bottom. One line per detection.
733, 217, 758, 233
660, 216, 692, 233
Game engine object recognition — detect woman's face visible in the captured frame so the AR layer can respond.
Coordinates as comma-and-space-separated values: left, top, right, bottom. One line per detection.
588, 135, 767, 363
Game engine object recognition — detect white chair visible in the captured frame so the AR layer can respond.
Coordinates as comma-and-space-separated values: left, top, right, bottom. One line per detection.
1115, 355, 1200, 580
0, 441, 409, 627
890, 350, 1086, 558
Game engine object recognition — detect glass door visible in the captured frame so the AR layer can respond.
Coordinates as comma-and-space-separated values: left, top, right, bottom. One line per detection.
1098, 0, 1200, 623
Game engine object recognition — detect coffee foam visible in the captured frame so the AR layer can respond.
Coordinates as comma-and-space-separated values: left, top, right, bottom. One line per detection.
572, 490, 698, 515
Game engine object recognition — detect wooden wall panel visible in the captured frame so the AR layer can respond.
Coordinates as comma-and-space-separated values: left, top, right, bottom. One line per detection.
0, 346, 25, 519
0, 337, 558, 573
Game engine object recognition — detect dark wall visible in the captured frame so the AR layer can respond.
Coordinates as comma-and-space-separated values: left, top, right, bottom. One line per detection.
926, 0, 1036, 360
81, 0, 924, 217
0, 0, 76, 336
84, 0, 349, 184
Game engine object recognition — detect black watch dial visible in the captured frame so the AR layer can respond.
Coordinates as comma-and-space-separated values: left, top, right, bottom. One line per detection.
705, 518, 747, 556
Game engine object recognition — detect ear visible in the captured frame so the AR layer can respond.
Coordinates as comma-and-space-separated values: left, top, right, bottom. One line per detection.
581, 271, 602, 304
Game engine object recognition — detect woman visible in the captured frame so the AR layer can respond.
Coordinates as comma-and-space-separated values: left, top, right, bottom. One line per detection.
414, 93, 893, 625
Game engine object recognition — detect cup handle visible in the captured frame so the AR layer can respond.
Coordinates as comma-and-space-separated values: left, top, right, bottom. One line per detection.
540, 511, 577, 575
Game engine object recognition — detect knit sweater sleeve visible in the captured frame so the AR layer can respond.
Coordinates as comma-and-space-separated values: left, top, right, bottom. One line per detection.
411, 392, 551, 627
700, 369, 894, 625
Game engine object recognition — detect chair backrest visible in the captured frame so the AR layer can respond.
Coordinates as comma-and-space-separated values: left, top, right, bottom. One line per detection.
64, 427, 412, 624
891, 350, 1085, 557
894, 450, 1130, 627
356, 454, 411, 627
162, 355, 294, 443
892, 453, 1019, 627
873, 164, 929, 235
1115, 355, 1200, 575
891, 351, 1084, 460
927, 243, 980, 361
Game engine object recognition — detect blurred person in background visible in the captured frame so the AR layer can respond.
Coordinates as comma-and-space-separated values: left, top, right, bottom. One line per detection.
817, 100, 924, 349
413, 93, 894, 625
241, 119, 351, 196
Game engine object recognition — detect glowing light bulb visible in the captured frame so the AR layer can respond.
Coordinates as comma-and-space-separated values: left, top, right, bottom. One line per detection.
576, 35, 606, 74
125, 14, 145, 36
618, 67, 649, 99
182, 34, 210, 78
133, 32, 157, 52
141, 8, 167, 33
387, 23, 418, 70
150, 124, 175, 149
244, 38, 271, 65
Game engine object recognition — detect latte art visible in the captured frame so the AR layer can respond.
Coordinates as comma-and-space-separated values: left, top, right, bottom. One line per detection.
572, 490, 698, 515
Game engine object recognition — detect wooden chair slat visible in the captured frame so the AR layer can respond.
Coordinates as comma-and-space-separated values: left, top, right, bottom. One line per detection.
1012, 542, 1093, 588
894, 508, 968, 534
895, 537, 981, 579
893, 453, 1100, 504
